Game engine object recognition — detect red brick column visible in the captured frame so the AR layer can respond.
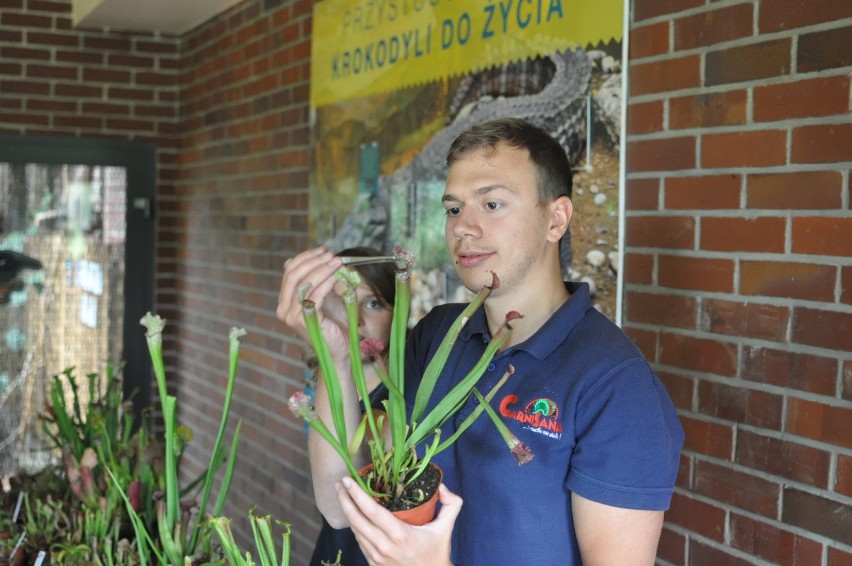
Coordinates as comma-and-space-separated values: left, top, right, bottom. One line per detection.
626, 1, 852, 563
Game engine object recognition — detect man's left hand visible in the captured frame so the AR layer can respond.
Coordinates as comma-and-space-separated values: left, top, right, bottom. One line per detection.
336, 477, 461, 566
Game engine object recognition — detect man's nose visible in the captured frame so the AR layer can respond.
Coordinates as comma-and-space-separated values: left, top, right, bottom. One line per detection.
451, 209, 481, 240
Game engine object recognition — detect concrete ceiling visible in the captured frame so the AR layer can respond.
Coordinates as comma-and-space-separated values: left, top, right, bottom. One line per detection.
73, 0, 244, 34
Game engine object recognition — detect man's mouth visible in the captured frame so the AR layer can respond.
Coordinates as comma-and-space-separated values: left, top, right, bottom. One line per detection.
456, 250, 493, 268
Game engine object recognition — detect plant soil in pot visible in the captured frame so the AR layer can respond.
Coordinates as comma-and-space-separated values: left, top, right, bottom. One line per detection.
359, 462, 443, 525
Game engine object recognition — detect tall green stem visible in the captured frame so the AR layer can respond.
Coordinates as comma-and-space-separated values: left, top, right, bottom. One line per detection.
188, 327, 246, 554
302, 300, 349, 450
387, 270, 411, 488
343, 290, 385, 467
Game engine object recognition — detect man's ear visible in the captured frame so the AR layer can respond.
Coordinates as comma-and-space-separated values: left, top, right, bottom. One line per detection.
547, 196, 573, 243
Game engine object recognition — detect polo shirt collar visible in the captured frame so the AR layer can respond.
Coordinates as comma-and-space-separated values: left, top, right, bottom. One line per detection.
458, 282, 593, 360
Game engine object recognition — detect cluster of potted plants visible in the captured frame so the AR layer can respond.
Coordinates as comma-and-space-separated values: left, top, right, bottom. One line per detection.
0, 315, 290, 565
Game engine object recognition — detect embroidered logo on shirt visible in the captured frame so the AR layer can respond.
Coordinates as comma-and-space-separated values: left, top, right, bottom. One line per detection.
499, 394, 563, 439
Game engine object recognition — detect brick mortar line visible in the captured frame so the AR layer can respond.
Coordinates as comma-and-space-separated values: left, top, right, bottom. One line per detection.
160, 207, 308, 216
624, 320, 849, 356
625, 163, 852, 178
172, 325, 293, 358
674, 369, 852, 420
686, 451, 851, 510
157, 194, 309, 203
623, 281, 849, 300
624, 210, 851, 220
637, 323, 852, 361
628, 168, 852, 180
212, 361, 304, 401
156, 230, 306, 239
621, 248, 852, 268
180, 37, 311, 65
173, 169, 312, 180
631, 0, 748, 28
673, 480, 852, 531
151, 307, 301, 356
626, 117, 852, 140
627, 70, 852, 100
630, 17, 851, 61
662, 520, 834, 566
220, 420, 310, 465
681, 410, 849, 451
166, 312, 292, 340
160, 206, 308, 217
175, 104, 311, 123
183, 57, 312, 75
738, 424, 852, 464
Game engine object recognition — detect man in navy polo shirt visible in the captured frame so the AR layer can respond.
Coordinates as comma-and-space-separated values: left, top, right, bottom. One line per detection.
278, 118, 684, 565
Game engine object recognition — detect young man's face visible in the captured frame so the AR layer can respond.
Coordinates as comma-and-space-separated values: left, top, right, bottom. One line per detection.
442, 143, 551, 297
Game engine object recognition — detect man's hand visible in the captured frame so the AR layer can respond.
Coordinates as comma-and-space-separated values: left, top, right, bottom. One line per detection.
336, 477, 460, 566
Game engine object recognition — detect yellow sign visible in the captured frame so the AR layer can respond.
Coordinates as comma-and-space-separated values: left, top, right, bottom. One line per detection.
311, 0, 623, 107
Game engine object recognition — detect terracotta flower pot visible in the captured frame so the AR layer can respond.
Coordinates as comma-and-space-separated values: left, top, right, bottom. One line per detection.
358, 462, 443, 526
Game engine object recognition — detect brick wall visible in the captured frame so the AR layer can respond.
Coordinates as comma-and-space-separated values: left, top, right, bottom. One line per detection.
0, 1, 179, 144
0, 0, 324, 560
626, 1, 852, 564
170, 0, 321, 558
2, 0, 851, 564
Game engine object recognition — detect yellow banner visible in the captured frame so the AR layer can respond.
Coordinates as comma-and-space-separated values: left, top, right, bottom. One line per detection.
311, 0, 623, 107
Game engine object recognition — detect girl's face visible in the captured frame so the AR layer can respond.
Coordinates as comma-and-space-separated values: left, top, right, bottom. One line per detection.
353, 282, 393, 361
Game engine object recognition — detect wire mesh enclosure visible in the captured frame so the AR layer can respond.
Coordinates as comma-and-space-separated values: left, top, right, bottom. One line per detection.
0, 163, 127, 478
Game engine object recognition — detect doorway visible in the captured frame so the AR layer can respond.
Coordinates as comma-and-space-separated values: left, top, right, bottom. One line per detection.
0, 135, 155, 476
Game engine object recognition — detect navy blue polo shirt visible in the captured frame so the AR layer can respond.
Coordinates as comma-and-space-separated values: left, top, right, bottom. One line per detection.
405, 282, 684, 565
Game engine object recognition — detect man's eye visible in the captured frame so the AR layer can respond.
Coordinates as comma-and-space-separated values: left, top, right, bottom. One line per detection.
445, 207, 461, 217
485, 201, 501, 210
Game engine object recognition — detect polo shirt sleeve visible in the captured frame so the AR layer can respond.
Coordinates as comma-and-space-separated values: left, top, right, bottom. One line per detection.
565, 358, 684, 511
